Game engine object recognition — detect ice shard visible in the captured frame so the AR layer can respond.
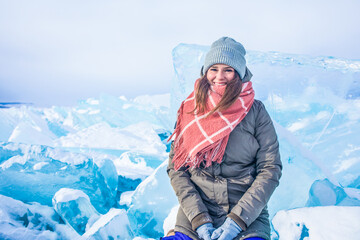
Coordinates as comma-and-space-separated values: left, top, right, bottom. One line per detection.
52, 188, 100, 235
0, 142, 117, 214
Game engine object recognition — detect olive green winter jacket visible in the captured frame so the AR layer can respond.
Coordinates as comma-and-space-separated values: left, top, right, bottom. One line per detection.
167, 99, 282, 240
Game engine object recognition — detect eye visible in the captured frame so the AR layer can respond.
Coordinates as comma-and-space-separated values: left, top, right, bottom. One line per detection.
225, 69, 234, 72
209, 68, 218, 71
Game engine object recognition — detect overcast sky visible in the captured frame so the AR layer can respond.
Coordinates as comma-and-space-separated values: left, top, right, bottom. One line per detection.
1, 0, 359, 107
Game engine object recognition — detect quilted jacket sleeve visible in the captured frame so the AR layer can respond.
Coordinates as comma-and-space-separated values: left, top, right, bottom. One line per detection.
228, 101, 282, 229
167, 142, 213, 230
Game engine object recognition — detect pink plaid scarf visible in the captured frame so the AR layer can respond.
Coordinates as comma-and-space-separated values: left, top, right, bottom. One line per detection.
170, 80, 255, 170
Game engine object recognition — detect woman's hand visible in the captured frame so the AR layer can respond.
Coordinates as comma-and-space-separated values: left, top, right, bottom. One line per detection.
196, 223, 216, 240
211, 218, 242, 240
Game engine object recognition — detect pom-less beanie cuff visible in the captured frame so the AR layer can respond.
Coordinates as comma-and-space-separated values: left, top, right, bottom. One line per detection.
203, 37, 247, 79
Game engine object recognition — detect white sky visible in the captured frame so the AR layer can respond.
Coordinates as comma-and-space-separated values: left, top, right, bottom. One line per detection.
1, 0, 359, 107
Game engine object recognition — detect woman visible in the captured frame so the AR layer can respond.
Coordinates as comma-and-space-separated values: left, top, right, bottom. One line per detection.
165, 37, 282, 240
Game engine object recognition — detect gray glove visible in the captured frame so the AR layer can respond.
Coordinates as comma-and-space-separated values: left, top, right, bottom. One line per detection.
196, 223, 216, 240
211, 217, 242, 240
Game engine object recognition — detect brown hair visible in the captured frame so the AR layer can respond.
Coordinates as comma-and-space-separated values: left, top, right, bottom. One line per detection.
190, 70, 243, 116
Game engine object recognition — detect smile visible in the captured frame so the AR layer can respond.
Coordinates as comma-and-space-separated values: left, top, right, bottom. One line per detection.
213, 82, 227, 85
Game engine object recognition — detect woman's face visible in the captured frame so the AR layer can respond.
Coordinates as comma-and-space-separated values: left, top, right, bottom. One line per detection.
206, 64, 236, 86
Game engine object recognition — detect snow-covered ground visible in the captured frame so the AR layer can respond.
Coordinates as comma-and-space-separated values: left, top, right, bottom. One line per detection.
1, 43, 360, 239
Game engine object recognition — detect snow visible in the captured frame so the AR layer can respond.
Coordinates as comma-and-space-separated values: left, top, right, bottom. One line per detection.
53, 188, 90, 203
163, 205, 179, 236
54, 121, 166, 155
272, 206, 360, 240
0, 42, 360, 239
33, 161, 49, 170
0, 155, 27, 169
82, 208, 133, 240
119, 191, 134, 207
113, 151, 165, 180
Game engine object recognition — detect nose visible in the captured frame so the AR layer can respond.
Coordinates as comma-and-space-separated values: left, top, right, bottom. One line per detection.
216, 70, 225, 80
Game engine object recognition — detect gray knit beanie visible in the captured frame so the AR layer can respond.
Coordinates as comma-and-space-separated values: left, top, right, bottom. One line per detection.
203, 37, 247, 79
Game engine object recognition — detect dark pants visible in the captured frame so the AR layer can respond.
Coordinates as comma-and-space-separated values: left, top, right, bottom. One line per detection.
161, 232, 192, 240
161, 232, 265, 240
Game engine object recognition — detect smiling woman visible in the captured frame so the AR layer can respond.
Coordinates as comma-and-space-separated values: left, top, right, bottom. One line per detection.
165, 37, 282, 240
